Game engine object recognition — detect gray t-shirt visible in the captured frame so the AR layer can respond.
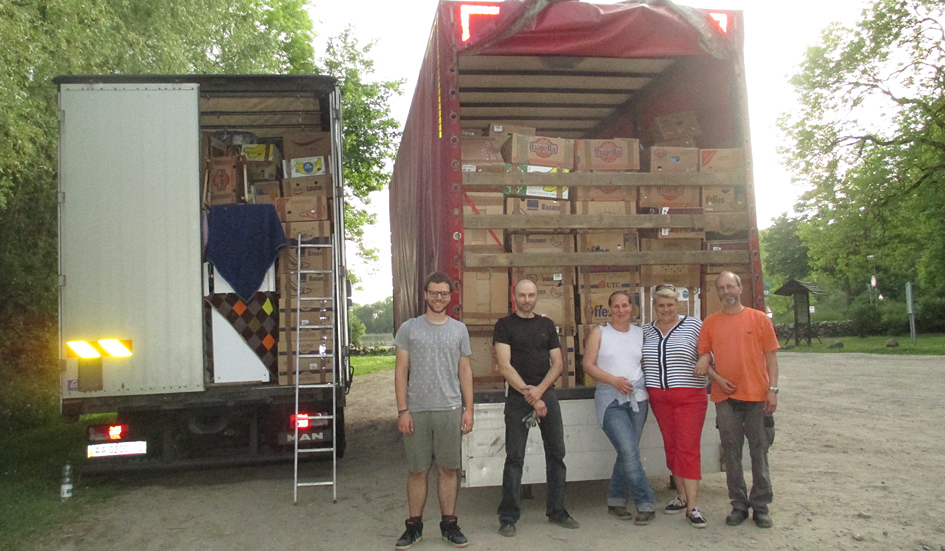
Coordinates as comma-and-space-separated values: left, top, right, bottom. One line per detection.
394, 315, 472, 412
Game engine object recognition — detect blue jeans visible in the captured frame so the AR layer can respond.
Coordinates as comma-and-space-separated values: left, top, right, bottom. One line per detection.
602, 399, 655, 511
497, 390, 569, 523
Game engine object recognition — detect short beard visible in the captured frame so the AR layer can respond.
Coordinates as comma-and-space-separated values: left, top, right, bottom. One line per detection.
427, 302, 447, 314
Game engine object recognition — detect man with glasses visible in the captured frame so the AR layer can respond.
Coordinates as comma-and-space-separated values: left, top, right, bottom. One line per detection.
394, 272, 474, 549
494, 278, 579, 537
695, 271, 780, 529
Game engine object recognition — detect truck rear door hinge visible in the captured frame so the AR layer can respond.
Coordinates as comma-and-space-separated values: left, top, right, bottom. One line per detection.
58, 274, 66, 288
58, 192, 66, 204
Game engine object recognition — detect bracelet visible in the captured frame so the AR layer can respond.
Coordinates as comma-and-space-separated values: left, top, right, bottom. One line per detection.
398, 409, 409, 417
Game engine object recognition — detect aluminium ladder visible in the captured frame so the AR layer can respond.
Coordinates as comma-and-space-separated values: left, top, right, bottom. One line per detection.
291, 235, 339, 503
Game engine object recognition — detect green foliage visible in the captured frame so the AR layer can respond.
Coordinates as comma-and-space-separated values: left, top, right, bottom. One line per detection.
915, 296, 945, 333
349, 355, 396, 377
348, 309, 366, 347
353, 296, 394, 335
779, 0, 945, 300
848, 301, 883, 337
319, 28, 403, 262
878, 300, 909, 336
759, 213, 811, 282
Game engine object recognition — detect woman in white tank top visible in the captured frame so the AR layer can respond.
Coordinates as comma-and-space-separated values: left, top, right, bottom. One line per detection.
582, 290, 656, 524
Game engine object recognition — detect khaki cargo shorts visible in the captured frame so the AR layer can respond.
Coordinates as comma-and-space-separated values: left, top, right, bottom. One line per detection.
404, 407, 463, 472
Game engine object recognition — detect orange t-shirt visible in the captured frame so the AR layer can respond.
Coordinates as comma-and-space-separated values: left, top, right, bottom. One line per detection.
698, 307, 780, 403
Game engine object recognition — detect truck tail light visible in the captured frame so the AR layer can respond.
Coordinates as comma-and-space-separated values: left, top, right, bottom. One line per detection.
88, 423, 129, 442
291, 414, 311, 430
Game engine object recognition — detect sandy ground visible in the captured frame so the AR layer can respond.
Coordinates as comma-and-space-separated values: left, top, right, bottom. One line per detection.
26, 353, 945, 551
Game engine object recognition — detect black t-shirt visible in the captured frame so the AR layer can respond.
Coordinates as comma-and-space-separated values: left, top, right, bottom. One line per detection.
493, 314, 561, 386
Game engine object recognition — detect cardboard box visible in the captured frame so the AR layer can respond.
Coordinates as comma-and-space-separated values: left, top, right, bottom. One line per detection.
283, 175, 331, 197
529, 285, 575, 326
502, 134, 575, 170
463, 192, 506, 248
486, 122, 537, 138
638, 185, 700, 208
282, 131, 331, 161
286, 156, 328, 178
642, 147, 699, 173
252, 181, 281, 205
650, 111, 702, 142
577, 231, 639, 253
558, 335, 577, 388
512, 267, 575, 288
577, 267, 640, 294
245, 160, 280, 182
461, 137, 505, 173
468, 328, 500, 379
503, 167, 569, 199
280, 327, 333, 352
572, 185, 636, 202
206, 156, 239, 198
702, 186, 746, 212
277, 195, 329, 222
280, 305, 335, 328
573, 138, 640, 172
699, 148, 744, 173
282, 221, 331, 244
653, 206, 705, 239
280, 271, 332, 301
279, 244, 331, 272
506, 197, 569, 216
462, 269, 509, 324
278, 354, 333, 385
639, 238, 703, 284
509, 233, 575, 254
574, 200, 634, 216
240, 144, 282, 163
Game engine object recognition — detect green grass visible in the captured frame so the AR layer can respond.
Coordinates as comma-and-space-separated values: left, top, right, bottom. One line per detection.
780, 333, 945, 354
0, 416, 118, 550
351, 355, 396, 376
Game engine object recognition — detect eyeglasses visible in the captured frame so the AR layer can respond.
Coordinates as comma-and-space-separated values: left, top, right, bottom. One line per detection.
654, 284, 676, 292
425, 290, 451, 298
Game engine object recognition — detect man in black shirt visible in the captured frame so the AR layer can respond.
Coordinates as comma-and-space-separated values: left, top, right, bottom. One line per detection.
494, 278, 578, 537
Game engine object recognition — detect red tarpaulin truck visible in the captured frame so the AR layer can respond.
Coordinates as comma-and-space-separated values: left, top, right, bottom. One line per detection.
390, 0, 762, 486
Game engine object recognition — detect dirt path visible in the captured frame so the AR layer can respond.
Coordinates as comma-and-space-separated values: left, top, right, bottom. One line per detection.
27, 353, 945, 551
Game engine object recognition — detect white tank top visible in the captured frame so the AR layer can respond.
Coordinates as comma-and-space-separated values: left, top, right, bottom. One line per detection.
597, 323, 648, 403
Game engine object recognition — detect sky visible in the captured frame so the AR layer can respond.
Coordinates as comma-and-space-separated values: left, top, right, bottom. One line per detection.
307, 0, 870, 305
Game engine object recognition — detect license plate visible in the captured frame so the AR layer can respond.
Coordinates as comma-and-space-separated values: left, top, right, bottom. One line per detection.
87, 441, 148, 458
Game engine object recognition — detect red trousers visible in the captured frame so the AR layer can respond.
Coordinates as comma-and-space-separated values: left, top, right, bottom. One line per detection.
647, 387, 708, 480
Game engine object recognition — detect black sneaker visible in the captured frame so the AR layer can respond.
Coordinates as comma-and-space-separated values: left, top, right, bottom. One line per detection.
395, 518, 423, 550
634, 511, 655, 526
753, 511, 773, 528
664, 495, 687, 514
608, 505, 632, 520
440, 516, 469, 548
725, 509, 749, 526
498, 521, 516, 537
687, 508, 707, 528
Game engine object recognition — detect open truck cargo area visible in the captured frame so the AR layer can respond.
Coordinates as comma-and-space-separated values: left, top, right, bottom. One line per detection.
56, 75, 350, 472
390, 0, 761, 486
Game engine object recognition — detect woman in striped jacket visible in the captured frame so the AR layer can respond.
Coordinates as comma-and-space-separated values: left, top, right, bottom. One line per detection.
642, 285, 709, 528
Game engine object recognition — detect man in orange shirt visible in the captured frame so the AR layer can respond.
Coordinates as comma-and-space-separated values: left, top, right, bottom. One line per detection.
695, 272, 779, 529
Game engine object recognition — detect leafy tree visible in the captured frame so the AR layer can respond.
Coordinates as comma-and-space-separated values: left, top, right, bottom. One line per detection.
318, 28, 403, 265
779, 0, 945, 298
348, 310, 366, 347
354, 296, 394, 335
760, 213, 811, 282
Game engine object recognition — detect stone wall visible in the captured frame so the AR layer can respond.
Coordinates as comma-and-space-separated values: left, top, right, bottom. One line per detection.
774, 320, 857, 340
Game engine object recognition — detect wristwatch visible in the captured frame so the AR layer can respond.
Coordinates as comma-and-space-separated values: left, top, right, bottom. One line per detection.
768, 386, 779, 394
